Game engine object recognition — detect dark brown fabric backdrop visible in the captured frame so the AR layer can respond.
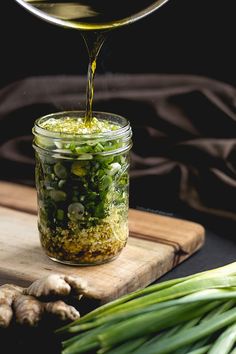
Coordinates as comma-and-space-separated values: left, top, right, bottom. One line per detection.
0, 74, 235, 235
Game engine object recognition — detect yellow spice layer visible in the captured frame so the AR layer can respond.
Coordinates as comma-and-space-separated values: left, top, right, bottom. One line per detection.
39, 209, 128, 264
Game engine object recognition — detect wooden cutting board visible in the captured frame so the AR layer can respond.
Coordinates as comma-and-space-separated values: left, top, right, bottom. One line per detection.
0, 182, 205, 303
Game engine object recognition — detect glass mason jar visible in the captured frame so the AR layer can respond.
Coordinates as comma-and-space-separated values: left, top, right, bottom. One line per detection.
33, 111, 132, 265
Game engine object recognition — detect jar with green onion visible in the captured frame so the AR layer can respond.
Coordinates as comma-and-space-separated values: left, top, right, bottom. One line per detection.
33, 111, 132, 265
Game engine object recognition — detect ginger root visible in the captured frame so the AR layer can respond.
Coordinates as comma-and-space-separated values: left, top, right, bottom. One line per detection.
0, 273, 87, 328
24, 274, 88, 299
14, 296, 80, 326
44, 300, 80, 321
14, 295, 43, 327
0, 284, 23, 328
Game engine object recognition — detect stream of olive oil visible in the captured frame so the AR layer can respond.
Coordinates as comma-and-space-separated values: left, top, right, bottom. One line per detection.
81, 31, 107, 124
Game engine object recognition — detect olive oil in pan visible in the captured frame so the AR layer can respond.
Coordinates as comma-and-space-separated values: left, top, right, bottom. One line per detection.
15, 0, 169, 30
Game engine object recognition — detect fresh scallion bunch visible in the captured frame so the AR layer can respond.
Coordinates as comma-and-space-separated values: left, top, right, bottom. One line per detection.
57, 262, 236, 354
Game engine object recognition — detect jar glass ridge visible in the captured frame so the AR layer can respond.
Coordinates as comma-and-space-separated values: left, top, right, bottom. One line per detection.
33, 111, 132, 265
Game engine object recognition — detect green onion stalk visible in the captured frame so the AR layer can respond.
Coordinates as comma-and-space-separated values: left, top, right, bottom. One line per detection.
57, 262, 236, 354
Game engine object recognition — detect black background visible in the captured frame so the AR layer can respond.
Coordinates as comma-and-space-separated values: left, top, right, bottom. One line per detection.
0, 3, 236, 352
2, 0, 236, 87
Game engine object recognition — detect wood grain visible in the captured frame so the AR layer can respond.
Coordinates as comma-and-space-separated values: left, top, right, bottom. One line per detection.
0, 182, 205, 303
0, 181, 37, 214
